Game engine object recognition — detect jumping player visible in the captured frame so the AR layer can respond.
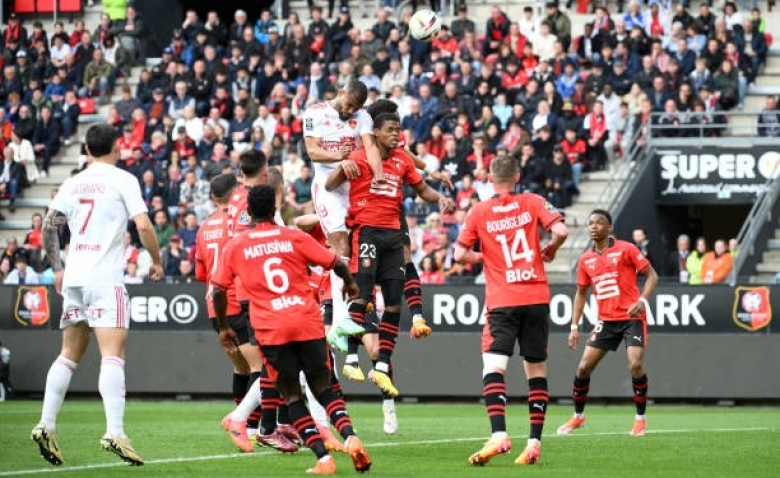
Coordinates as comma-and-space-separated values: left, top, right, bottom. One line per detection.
31, 123, 164, 466
212, 185, 371, 475
454, 155, 569, 466
557, 209, 658, 437
325, 113, 454, 419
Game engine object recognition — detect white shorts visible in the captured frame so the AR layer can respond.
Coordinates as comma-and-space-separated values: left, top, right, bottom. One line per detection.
312, 179, 350, 235
60, 286, 130, 329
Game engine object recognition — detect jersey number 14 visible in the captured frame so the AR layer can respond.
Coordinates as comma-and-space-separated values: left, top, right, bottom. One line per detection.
496, 230, 534, 268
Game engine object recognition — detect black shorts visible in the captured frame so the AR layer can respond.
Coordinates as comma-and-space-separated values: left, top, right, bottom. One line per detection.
481, 304, 549, 361
210, 310, 253, 345
587, 320, 646, 351
400, 207, 410, 246
321, 299, 333, 326
351, 226, 405, 279
260, 339, 330, 383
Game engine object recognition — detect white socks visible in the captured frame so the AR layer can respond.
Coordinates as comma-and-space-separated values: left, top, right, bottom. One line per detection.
232, 378, 262, 422
301, 371, 328, 426
41, 355, 77, 431
99, 357, 126, 438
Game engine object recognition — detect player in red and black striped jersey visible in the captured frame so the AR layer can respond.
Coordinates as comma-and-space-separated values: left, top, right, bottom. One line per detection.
454, 154, 569, 467
325, 113, 454, 407
557, 209, 658, 437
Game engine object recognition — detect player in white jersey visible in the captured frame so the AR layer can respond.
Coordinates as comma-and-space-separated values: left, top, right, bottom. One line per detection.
303, 79, 383, 259
31, 123, 164, 467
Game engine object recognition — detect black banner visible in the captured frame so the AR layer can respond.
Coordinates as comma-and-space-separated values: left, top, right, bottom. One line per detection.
655, 145, 780, 204
423, 284, 774, 334
0, 284, 774, 334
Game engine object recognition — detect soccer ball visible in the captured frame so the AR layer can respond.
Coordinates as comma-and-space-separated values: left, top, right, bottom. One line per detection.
409, 10, 441, 42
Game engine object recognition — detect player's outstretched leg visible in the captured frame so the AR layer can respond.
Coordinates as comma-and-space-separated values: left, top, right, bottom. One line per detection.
469, 369, 512, 466
404, 262, 431, 339
286, 400, 336, 474
557, 376, 589, 435
515, 377, 548, 466
369, 307, 401, 397
343, 335, 366, 382
631, 374, 648, 436
32, 354, 77, 466
315, 386, 371, 472
223, 378, 261, 452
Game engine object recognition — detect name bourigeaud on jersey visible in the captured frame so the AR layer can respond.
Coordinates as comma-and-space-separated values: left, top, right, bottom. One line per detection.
486, 211, 532, 233
432, 292, 706, 327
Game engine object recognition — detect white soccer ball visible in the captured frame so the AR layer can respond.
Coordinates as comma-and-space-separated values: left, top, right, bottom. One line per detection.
409, 10, 441, 42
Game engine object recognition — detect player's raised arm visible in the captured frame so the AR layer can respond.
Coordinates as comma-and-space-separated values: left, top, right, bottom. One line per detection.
132, 212, 164, 281
362, 133, 385, 183
42, 208, 68, 293
325, 160, 350, 191
541, 221, 569, 263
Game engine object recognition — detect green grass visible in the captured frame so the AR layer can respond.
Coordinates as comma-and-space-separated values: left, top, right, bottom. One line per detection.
1, 400, 779, 477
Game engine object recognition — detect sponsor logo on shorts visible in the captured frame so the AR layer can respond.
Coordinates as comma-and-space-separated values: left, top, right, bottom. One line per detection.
732, 286, 771, 332
14, 286, 50, 327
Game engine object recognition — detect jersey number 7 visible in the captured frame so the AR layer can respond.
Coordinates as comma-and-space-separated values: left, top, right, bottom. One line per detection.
77, 198, 95, 235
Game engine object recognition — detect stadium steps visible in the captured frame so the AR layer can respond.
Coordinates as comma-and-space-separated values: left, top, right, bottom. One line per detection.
752, 234, 780, 280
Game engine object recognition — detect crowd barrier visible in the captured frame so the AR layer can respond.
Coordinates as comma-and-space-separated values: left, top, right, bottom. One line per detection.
1, 284, 778, 399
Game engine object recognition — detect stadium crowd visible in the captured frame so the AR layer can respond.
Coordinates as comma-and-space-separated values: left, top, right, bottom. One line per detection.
0, 0, 775, 284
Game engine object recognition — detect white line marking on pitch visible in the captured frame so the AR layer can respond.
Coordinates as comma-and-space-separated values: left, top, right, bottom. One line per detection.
0, 427, 772, 476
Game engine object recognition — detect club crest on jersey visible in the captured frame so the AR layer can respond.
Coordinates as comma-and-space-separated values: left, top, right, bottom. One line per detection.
305, 118, 314, 131
238, 211, 251, 226
348, 119, 358, 129
362, 258, 373, 269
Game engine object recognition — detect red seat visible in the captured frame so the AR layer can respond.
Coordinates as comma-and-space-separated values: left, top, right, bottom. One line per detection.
77, 98, 95, 114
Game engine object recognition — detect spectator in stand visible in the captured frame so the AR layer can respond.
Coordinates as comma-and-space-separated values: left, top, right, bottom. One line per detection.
3, 253, 39, 285
177, 212, 199, 250
153, 209, 176, 248
162, 165, 183, 221
560, 127, 587, 186
179, 170, 211, 222
484, 6, 511, 57
11, 130, 37, 184
162, 234, 185, 277
713, 59, 743, 110
419, 255, 445, 284
738, 18, 768, 84
112, 4, 147, 65
440, 138, 469, 189
80, 48, 114, 105
666, 234, 691, 283
633, 227, 662, 272
0, 145, 25, 213
701, 239, 733, 284
31, 106, 60, 178
451, 4, 476, 41
169, 81, 194, 121
758, 95, 780, 137
287, 164, 314, 217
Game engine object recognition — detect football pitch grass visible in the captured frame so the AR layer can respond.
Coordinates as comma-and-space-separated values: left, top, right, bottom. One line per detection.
1, 400, 779, 477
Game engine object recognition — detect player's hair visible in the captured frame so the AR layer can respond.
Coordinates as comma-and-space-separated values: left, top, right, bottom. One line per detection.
239, 149, 268, 178
590, 209, 613, 225
489, 155, 519, 183
209, 173, 237, 201
374, 112, 400, 129
85, 122, 120, 158
343, 80, 368, 106
247, 185, 276, 221
365, 99, 399, 120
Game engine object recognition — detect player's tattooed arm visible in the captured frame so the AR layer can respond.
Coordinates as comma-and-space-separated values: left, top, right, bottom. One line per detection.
43, 209, 67, 272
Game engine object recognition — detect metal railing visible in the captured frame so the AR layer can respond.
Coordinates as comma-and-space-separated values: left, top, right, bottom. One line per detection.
565, 124, 647, 280
729, 164, 780, 286
647, 111, 780, 140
